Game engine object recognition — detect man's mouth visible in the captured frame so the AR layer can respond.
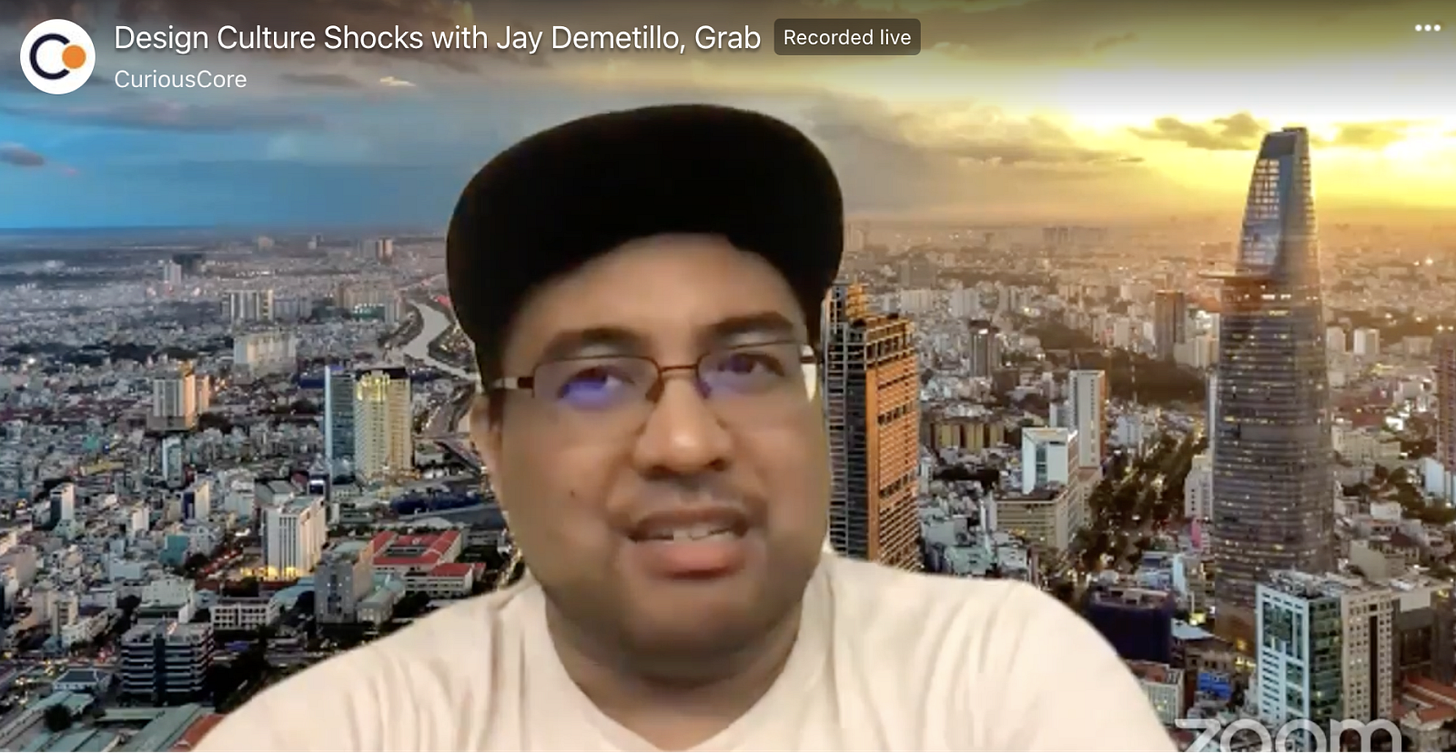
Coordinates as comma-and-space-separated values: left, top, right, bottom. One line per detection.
624, 508, 754, 576
635, 521, 743, 543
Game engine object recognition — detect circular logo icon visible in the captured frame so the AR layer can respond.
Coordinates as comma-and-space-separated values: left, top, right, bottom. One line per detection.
20, 19, 95, 95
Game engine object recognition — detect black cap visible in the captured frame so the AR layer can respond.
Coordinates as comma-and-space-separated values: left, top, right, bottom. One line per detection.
445, 104, 844, 381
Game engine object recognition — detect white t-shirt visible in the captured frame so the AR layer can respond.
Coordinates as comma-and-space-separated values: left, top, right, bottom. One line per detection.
198, 555, 1175, 751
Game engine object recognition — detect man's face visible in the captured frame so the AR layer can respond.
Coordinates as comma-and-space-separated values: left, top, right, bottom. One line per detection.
473, 235, 829, 661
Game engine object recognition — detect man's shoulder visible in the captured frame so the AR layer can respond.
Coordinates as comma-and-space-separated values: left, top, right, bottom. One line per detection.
824, 555, 1053, 615
196, 584, 541, 751
821, 556, 1075, 651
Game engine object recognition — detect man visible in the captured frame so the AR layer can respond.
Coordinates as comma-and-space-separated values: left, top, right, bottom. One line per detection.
199, 105, 1173, 751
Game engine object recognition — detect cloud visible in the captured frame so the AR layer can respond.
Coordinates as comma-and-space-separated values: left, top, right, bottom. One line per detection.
1326, 121, 1412, 149
0, 100, 320, 132
1127, 114, 1421, 153
1090, 32, 1137, 52
1127, 113, 1267, 151
279, 72, 362, 88
789, 95, 1152, 215
806, 98, 1138, 168
0, 143, 45, 167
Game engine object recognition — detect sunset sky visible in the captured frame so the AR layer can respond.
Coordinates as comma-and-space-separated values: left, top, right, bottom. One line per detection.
0, 0, 1452, 228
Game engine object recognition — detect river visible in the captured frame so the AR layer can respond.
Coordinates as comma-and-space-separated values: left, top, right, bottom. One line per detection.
398, 301, 474, 432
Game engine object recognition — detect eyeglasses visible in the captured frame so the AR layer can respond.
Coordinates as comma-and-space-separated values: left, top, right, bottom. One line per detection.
490, 341, 819, 436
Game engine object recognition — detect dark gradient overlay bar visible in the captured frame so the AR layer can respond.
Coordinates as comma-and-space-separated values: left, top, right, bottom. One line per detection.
773, 19, 921, 56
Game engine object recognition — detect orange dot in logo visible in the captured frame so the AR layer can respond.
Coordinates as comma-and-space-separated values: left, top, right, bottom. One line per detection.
61, 44, 87, 69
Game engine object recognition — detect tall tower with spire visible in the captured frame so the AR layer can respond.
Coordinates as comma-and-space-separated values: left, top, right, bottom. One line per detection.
1210, 128, 1335, 611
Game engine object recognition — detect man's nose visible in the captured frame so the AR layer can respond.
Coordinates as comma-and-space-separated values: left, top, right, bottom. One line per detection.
631, 375, 733, 475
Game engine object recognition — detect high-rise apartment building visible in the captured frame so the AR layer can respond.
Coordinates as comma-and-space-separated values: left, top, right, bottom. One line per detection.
354, 366, 413, 483
222, 289, 275, 322
232, 331, 298, 378
160, 435, 184, 484
1211, 128, 1335, 610
337, 281, 399, 323
118, 620, 214, 705
1353, 327, 1381, 358
1153, 290, 1187, 361
1064, 370, 1107, 470
149, 362, 199, 432
1437, 334, 1456, 502
823, 282, 921, 570
262, 495, 326, 579
1255, 572, 1395, 746
967, 319, 1001, 379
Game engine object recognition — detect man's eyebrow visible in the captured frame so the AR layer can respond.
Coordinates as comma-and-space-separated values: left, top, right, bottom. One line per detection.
536, 327, 649, 363
703, 311, 800, 343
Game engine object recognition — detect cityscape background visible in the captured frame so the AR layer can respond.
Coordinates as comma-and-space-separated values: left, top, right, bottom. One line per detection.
0, 1, 1454, 751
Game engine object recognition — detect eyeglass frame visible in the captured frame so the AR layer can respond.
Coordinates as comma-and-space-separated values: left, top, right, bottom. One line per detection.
486, 341, 821, 414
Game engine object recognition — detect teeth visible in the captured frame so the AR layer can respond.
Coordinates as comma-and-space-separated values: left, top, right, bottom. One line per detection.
649, 523, 734, 542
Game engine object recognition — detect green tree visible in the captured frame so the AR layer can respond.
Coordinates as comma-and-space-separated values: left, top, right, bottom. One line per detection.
182, 552, 210, 576
43, 705, 73, 732
393, 591, 431, 620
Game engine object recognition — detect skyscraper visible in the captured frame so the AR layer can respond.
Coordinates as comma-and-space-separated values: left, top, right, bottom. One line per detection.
823, 282, 922, 570
1065, 370, 1108, 470
353, 366, 413, 483
1211, 128, 1335, 611
1153, 290, 1187, 361
967, 319, 1001, 378
149, 361, 199, 432
323, 365, 356, 472
1437, 333, 1456, 502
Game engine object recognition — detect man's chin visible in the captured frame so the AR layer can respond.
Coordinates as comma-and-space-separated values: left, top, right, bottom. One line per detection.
619, 594, 775, 657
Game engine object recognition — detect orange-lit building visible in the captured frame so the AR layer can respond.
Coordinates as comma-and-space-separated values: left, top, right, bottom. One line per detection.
822, 282, 921, 570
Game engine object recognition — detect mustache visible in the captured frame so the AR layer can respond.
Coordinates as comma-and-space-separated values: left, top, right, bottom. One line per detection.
617, 474, 761, 525
636, 474, 753, 504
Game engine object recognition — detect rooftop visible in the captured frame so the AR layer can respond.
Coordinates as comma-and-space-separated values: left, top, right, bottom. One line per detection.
53, 667, 110, 687
18, 727, 119, 752
168, 713, 225, 751
1127, 660, 1184, 686
1261, 570, 1390, 601
1088, 585, 1174, 609
116, 705, 213, 752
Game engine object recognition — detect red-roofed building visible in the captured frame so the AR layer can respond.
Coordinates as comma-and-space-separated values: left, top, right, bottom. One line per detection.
369, 530, 463, 574
1399, 676, 1456, 750
170, 713, 226, 751
371, 530, 474, 597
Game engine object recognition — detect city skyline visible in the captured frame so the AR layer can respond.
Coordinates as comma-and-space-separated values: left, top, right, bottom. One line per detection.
1, 0, 1453, 228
